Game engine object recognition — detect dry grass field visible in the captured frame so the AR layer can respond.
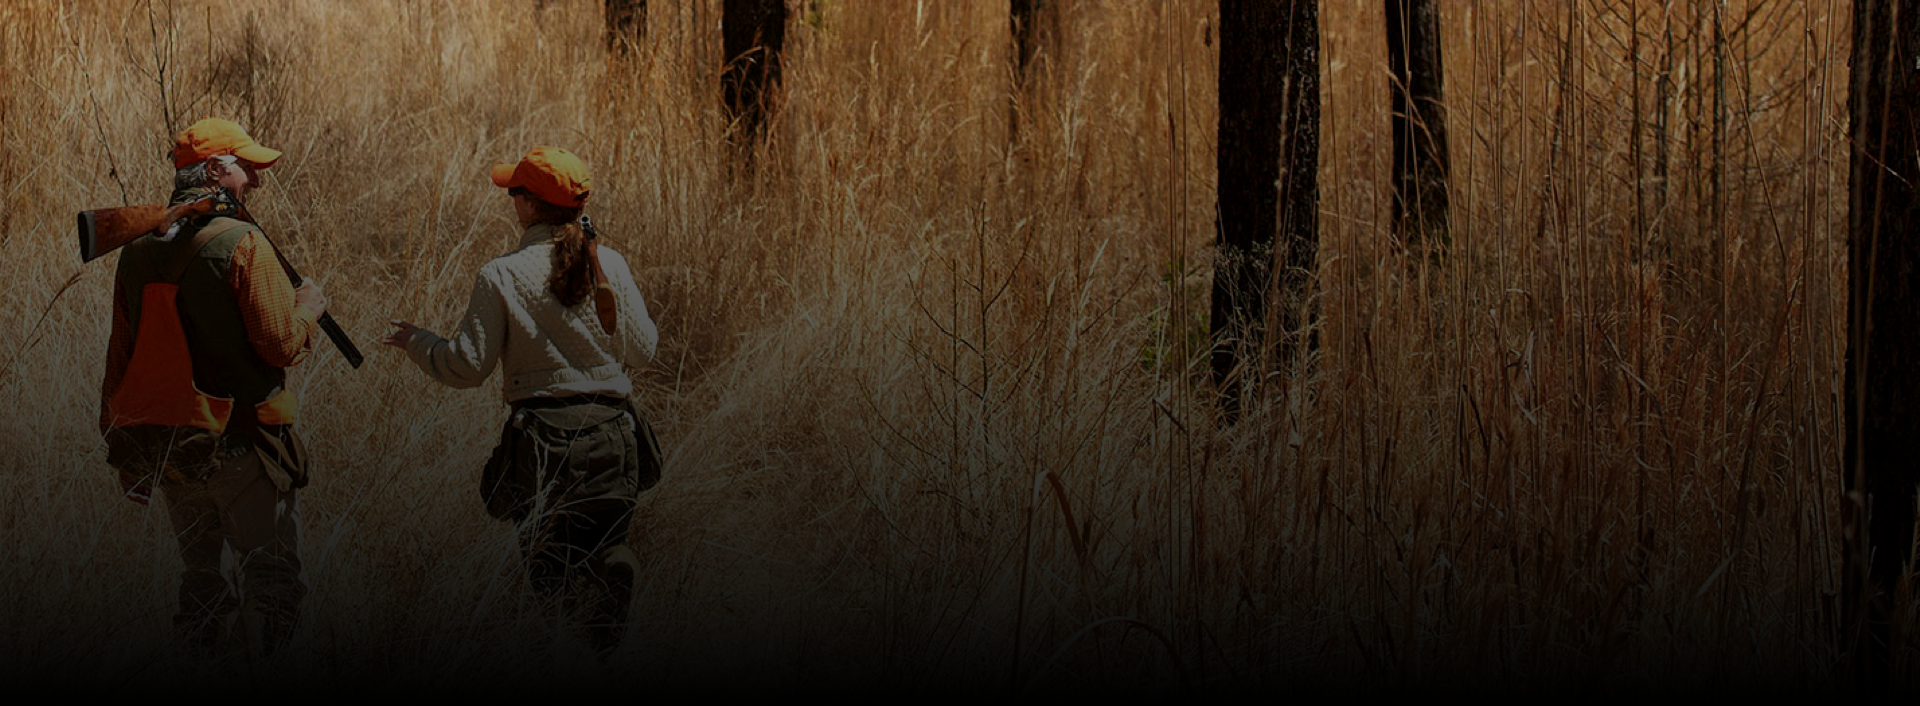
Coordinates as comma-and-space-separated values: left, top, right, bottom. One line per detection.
0, 0, 1873, 696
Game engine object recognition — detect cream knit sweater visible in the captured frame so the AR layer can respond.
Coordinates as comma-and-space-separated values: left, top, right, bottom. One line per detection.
403, 223, 658, 402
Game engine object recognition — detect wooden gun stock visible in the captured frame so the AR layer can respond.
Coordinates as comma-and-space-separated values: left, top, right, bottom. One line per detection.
76, 195, 233, 263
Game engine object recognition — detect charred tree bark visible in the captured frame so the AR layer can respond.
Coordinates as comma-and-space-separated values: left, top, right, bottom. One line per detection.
1011, 0, 1060, 83
1385, 0, 1449, 257
1846, 0, 1920, 690
1210, 0, 1320, 418
1653, 1, 1673, 261
723, 0, 788, 151
606, 0, 646, 55
1009, 0, 1061, 143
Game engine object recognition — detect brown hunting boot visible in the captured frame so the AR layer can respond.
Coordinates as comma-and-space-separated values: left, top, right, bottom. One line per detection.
580, 545, 638, 659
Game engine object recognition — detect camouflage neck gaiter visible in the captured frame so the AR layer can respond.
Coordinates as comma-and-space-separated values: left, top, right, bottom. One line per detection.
168, 186, 223, 207
166, 161, 241, 236
169, 161, 217, 206
164, 186, 232, 239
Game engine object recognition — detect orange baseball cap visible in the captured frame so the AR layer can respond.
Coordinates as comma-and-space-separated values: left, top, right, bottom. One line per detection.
172, 118, 281, 168
491, 146, 592, 208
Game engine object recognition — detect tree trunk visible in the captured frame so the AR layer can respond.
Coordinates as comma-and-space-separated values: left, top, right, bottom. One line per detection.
1846, 0, 1920, 689
1009, 0, 1061, 144
1654, 1, 1672, 261
1210, 0, 1320, 416
1011, 0, 1060, 83
722, 0, 789, 151
1385, 0, 1449, 257
606, 0, 646, 55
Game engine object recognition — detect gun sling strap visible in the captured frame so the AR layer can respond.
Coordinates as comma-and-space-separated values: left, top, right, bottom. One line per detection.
582, 215, 618, 334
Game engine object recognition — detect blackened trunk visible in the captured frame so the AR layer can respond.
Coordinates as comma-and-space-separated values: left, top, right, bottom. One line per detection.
606, 0, 647, 55
1011, 0, 1059, 83
1386, 0, 1449, 255
1009, 0, 1061, 143
1211, 0, 1320, 415
723, 0, 788, 149
1846, 0, 1920, 689
1654, 2, 1672, 260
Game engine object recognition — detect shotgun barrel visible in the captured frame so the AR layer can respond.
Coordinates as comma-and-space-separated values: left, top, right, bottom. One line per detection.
263, 247, 364, 369
236, 203, 365, 369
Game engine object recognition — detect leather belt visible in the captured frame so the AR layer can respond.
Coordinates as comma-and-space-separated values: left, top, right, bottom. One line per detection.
510, 393, 628, 411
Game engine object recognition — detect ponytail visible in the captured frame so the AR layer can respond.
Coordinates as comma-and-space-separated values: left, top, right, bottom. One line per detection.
549, 217, 620, 332
549, 221, 594, 308
525, 197, 592, 307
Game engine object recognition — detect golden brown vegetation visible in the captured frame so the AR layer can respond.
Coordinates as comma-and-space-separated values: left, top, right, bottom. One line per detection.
0, 0, 1869, 695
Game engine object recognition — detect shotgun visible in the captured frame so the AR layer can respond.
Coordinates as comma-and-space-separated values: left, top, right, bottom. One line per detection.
76, 191, 366, 369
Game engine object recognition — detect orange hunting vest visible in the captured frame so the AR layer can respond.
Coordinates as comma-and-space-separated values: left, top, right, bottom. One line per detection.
104, 219, 296, 433
102, 282, 296, 432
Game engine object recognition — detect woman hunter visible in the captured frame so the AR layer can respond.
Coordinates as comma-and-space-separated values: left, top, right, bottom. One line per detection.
381, 146, 660, 656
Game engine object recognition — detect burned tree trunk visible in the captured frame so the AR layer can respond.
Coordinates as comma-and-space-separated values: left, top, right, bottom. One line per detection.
606, 0, 646, 55
1009, 0, 1061, 143
1011, 0, 1060, 84
722, 0, 789, 151
1385, 0, 1449, 256
1210, 0, 1320, 416
1846, 0, 1920, 689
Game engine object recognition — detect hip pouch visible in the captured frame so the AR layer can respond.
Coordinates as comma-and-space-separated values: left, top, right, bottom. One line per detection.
482, 400, 646, 522
105, 425, 222, 488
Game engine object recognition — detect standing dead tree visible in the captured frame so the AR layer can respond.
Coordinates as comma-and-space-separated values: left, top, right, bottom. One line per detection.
606, 0, 646, 55
1011, 0, 1060, 82
1846, 0, 1920, 691
1210, 0, 1320, 418
722, 0, 789, 154
1008, 0, 1061, 144
1385, 0, 1449, 258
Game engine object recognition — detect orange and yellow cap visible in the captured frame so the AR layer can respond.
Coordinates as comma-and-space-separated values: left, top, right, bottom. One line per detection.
490, 146, 591, 208
172, 118, 281, 169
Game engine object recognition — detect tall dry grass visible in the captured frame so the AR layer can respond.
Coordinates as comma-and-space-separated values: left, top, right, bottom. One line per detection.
0, 0, 1867, 696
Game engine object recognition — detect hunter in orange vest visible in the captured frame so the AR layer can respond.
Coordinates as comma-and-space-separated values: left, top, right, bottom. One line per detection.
98, 117, 327, 659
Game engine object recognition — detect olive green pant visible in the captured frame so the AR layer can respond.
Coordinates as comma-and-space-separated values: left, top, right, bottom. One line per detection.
520, 504, 637, 656
162, 440, 305, 656
489, 398, 646, 656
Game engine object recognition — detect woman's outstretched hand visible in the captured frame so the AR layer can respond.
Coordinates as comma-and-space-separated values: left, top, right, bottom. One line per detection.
381, 319, 426, 349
